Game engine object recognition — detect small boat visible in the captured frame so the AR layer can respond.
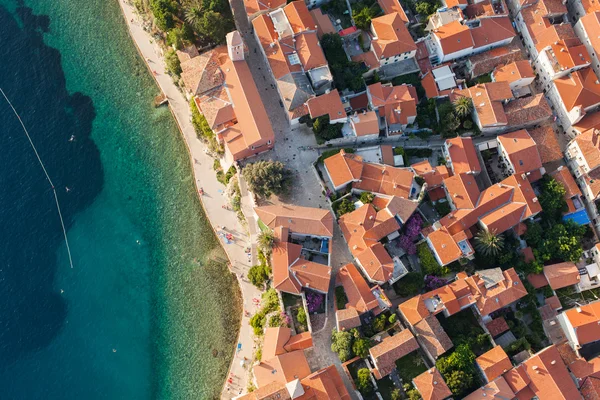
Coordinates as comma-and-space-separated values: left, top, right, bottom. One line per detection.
153, 93, 168, 107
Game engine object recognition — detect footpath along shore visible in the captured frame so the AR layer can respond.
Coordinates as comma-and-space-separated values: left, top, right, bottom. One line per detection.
116, 1, 261, 398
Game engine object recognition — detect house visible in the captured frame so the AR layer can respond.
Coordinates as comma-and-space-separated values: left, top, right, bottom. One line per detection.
466, 42, 524, 79
377, 0, 409, 24
451, 81, 513, 133
565, 123, 600, 204
323, 150, 364, 191
476, 346, 513, 382
575, 12, 600, 88
463, 376, 515, 399
568, 0, 600, 23
184, 34, 276, 162
412, 367, 452, 400
253, 340, 312, 387
414, 315, 454, 363
425, 8, 464, 32
537, 37, 590, 81
492, 60, 535, 98
243, 0, 286, 19
411, 160, 450, 196
309, 8, 335, 39
349, 111, 380, 138
558, 301, 600, 357
367, 82, 418, 134
442, 137, 482, 175
369, 329, 419, 379
551, 166, 586, 218
370, 13, 418, 70
496, 129, 545, 182
421, 64, 458, 99
551, 67, 600, 128
306, 89, 347, 124
254, 205, 333, 294
464, 0, 509, 19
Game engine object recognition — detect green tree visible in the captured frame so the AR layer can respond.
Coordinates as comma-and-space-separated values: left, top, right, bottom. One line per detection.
389, 313, 397, 324
417, 243, 445, 275
415, 1, 432, 15
359, 191, 375, 203
242, 160, 292, 198
453, 96, 473, 118
331, 329, 354, 361
539, 175, 567, 221
352, 6, 374, 30
443, 112, 461, 136
447, 343, 476, 372
248, 264, 271, 288
372, 314, 387, 332
391, 388, 403, 400
356, 368, 372, 392
352, 337, 370, 358
165, 49, 182, 76
258, 231, 275, 254
167, 27, 185, 49
150, 0, 176, 30
184, 1, 203, 25
445, 370, 474, 396
297, 307, 307, 326
474, 229, 505, 257
337, 198, 356, 216
199, 10, 229, 43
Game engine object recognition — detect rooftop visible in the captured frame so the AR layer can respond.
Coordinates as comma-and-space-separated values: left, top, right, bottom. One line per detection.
413, 367, 452, 400
255, 205, 334, 237
306, 89, 346, 121
369, 330, 419, 378
476, 346, 513, 381
493, 60, 534, 83
554, 67, 600, 112
563, 300, 600, 346
371, 12, 417, 59
497, 129, 543, 176
445, 136, 482, 175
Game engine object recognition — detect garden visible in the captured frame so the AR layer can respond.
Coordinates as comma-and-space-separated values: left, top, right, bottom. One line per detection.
282, 292, 309, 333
321, 0, 353, 29
321, 34, 368, 92
395, 351, 427, 384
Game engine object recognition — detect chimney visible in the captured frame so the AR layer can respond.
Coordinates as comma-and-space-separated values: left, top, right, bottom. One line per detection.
340, 149, 346, 156
577, 307, 582, 312
551, 360, 556, 365
532, 366, 539, 370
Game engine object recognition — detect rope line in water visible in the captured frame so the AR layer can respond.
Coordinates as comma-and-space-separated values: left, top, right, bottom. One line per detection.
0, 87, 75, 269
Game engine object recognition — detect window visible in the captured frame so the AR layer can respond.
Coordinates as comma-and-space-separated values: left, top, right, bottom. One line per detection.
288, 53, 301, 65
519, 160, 524, 166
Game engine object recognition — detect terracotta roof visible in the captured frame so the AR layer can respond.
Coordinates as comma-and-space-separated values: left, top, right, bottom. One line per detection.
476, 346, 513, 381
529, 125, 563, 165
581, 376, 600, 400
444, 173, 480, 209
468, 42, 523, 78
486, 317, 510, 337
283, 1, 315, 34
263, 327, 293, 360
180, 47, 225, 96
413, 367, 452, 400
503, 94, 553, 129
338, 264, 379, 313
521, 345, 581, 400
309, 9, 335, 38
426, 227, 464, 265
195, 87, 236, 131
254, 350, 312, 387
414, 315, 453, 360
351, 50, 379, 71
555, 68, 600, 112
464, 376, 515, 400
503, 366, 531, 395
527, 273, 549, 289
411, 160, 449, 188
255, 205, 334, 237
433, 20, 474, 55
323, 150, 364, 188
272, 241, 302, 294
290, 258, 332, 292
368, 82, 418, 126
378, 0, 408, 22
351, 111, 380, 136
244, 0, 286, 16
470, 17, 515, 49
573, 128, 600, 171
465, 0, 508, 18
445, 137, 482, 174
307, 89, 346, 121
493, 60, 534, 84
549, 38, 590, 71
176, 45, 199, 62
497, 130, 542, 176
371, 195, 418, 223
551, 166, 582, 200
336, 308, 361, 331
295, 32, 328, 71
534, 24, 578, 54
352, 162, 415, 198
296, 365, 352, 400
570, 356, 600, 381
371, 13, 417, 59
467, 268, 528, 316
399, 294, 429, 326
452, 82, 513, 128
564, 301, 600, 346
543, 262, 580, 289
581, 13, 600, 66
369, 330, 419, 378
236, 381, 291, 399
546, 295, 561, 310
356, 242, 395, 283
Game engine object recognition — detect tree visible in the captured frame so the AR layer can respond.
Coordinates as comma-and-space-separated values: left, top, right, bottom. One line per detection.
243, 161, 292, 198
352, 337, 370, 358
445, 370, 474, 396
539, 175, 567, 221
331, 329, 354, 361
337, 198, 356, 216
185, 3, 203, 25
150, 0, 177, 30
359, 191, 375, 203
297, 307, 307, 326
353, 6, 374, 30
248, 264, 271, 287
199, 10, 229, 43
165, 49, 182, 76
415, 1, 432, 15
443, 112, 461, 136
356, 368, 372, 392
474, 229, 505, 257
258, 231, 274, 254
167, 27, 185, 49
417, 243, 445, 275
453, 96, 473, 118
447, 343, 476, 372
389, 313, 397, 324
372, 314, 387, 332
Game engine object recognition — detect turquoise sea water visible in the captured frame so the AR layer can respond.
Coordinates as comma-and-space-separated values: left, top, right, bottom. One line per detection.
0, 1, 241, 399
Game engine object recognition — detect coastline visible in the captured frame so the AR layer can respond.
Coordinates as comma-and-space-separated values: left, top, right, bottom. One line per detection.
115, 0, 260, 398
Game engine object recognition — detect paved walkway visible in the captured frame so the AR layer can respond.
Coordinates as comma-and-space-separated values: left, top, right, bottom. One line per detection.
117, 2, 262, 398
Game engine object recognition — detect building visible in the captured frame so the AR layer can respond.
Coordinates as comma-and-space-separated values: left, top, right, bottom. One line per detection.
254, 205, 333, 295
566, 123, 600, 205
349, 111, 380, 138
243, 0, 286, 19
378, 0, 409, 23
551, 166, 586, 219
466, 42, 524, 79
369, 329, 419, 378
306, 89, 347, 124
411, 159, 450, 200
536, 36, 590, 82
476, 346, 513, 382
558, 301, 600, 357
370, 13, 418, 69
492, 60, 535, 98
421, 64, 458, 99
442, 137, 482, 175
367, 82, 418, 134
552, 67, 600, 129
568, 0, 600, 23
496, 129, 545, 182
463, 376, 515, 399
575, 12, 600, 87
412, 367, 452, 400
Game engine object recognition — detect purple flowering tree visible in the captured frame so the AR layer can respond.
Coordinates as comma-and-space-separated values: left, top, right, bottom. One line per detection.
424, 275, 448, 291
306, 290, 324, 313
399, 234, 417, 255
398, 214, 423, 255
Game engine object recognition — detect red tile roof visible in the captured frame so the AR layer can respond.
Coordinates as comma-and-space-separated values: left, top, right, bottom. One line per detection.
413, 367, 453, 400
433, 20, 474, 55
463, 376, 515, 399
244, 0, 286, 15
414, 315, 453, 359
370, 330, 419, 378
378, 0, 409, 22
497, 129, 542, 176
476, 346, 513, 381
323, 150, 364, 188
529, 125, 563, 165
555, 67, 600, 112
296, 365, 352, 400
445, 137, 482, 174
564, 301, 600, 346
337, 263, 379, 313
368, 82, 418, 126
543, 262, 580, 290
255, 205, 334, 237
371, 13, 417, 59
521, 345, 581, 400
306, 89, 346, 121
486, 317, 510, 337
470, 17, 516, 49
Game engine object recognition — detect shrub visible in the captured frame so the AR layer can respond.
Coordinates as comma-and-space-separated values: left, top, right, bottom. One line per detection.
243, 160, 292, 198
165, 49, 182, 76
248, 264, 271, 288
393, 146, 405, 156
424, 275, 448, 291
321, 34, 367, 92
335, 286, 349, 310
297, 307, 307, 326
389, 313, 397, 324
150, 0, 176, 30
417, 243, 446, 275
434, 201, 451, 217
372, 313, 387, 333
331, 329, 354, 361
359, 191, 375, 203
356, 368, 372, 392
336, 198, 356, 216
352, 337, 370, 358
393, 272, 423, 297
306, 291, 325, 313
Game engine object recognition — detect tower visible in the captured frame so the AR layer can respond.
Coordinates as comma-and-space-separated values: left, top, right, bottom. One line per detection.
226, 31, 244, 62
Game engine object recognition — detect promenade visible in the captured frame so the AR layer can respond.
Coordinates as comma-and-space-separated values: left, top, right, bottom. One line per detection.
117, 1, 261, 398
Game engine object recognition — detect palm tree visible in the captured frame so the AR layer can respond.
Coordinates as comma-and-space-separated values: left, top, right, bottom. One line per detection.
184, 1, 203, 26
258, 231, 274, 254
475, 229, 505, 257
453, 96, 473, 118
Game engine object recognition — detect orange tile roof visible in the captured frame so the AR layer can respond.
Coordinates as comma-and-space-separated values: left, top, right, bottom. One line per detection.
463, 376, 515, 400
263, 327, 293, 360
476, 346, 513, 381
433, 20, 474, 55
352, 162, 415, 198
503, 365, 530, 395
411, 160, 449, 188
554, 68, 600, 112
351, 111, 380, 136
549, 38, 590, 71
295, 31, 328, 70
272, 241, 303, 294
444, 173, 480, 209
581, 13, 600, 63
283, 331, 313, 352
195, 87, 236, 131
470, 17, 516, 50
399, 294, 430, 325
236, 381, 291, 400
307, 89, 346, 121
378, 0, 408, 22
522, 345, 581, 400
535, 23, 578, 54
323, 150, 364, 188
290, 258, 332, 292
545, 295, 561, 310
486, 317, 510, 337
527, 273, 549, 289
309, 9, 335, 38
283, 1, 315, 34
551, 166, 582, 199
466, 268, 528, 316
413, 367, 453, 400
180, 47, 225, 96
254, 350, 312, 387
370, 330, 419, 378
255, 205, 334, 237
465, 0, 508, 18
414, 315, 453, 359
372, 195, 418, 223
244, 0, 286, 16
570, 356, 600, 381
493, 60, 534, 84
581, 376, 600, 400
351, 50, 379, 71
543, 261, 580, 290
296, 365, 352, 400
453, 82, 513, 128
336, 308, 362, 331
426, 227, 464, 265
564, 301, 600, 346
368, 82, 418, 126
504, 94, 552, 130
356, 242, 395, 283
445, 137, 482, 174
371, 13, 416, 59
573, 127, 600, 171
338, 264, 379, 313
